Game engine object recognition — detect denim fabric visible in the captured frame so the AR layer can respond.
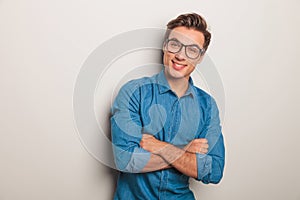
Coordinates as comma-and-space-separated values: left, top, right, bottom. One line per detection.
111, 70, 225, 200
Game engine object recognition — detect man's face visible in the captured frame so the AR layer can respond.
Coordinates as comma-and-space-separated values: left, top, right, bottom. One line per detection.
163, 26, 205, 80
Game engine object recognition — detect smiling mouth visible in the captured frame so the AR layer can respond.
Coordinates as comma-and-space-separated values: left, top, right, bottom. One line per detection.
172, 60, 187, 70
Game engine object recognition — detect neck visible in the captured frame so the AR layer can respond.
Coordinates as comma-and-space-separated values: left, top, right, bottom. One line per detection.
165, 74, 189, 98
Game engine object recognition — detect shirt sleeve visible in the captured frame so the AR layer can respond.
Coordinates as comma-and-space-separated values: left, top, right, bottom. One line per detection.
195, 97, 225, 184
111, 81, 151, 173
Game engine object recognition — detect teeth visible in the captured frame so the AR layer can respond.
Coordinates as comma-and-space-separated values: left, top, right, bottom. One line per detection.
173, 61, 184, 67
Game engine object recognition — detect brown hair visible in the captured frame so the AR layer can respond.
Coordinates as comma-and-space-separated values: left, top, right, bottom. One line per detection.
164, 13, 211, 52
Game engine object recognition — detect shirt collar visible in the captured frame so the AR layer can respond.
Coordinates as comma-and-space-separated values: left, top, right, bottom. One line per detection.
157, 70, 171, 94
156, 69, 196, 98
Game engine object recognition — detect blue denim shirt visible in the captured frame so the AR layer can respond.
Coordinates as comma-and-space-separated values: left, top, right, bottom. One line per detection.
111, 70, 225, 200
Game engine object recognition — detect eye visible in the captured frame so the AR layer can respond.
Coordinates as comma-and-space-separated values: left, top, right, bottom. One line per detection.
187, 46, 199, 54
169, 40, 181, 48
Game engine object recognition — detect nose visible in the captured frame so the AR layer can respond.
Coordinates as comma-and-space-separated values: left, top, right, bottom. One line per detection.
175, 47, 186, 60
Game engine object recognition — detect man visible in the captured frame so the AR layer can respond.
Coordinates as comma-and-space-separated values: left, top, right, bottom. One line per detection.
111, 13, 225, 200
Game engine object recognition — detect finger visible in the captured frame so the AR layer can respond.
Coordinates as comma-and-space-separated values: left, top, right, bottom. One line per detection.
142, 134, 154, 138
199, 138, 208, 144
194, 138, 208, 144
200, 147, 208, 154
201, 149, 208, 154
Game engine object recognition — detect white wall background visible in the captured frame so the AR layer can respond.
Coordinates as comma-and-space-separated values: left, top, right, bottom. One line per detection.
1, 0, 300, 199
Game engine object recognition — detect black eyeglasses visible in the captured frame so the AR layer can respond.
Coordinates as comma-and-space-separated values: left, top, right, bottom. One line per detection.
165, 38, 204, 59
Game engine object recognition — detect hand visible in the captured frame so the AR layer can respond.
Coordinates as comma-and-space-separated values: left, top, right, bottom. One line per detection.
184, 138, 209, 154
140, 134, 167, 154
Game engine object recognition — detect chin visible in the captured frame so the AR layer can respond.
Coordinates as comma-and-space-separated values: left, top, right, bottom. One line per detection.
166, 66, 186, 79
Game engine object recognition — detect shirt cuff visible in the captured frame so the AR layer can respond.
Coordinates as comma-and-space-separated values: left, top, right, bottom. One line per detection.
196, 153, 212, 181
125, 148, 151, 173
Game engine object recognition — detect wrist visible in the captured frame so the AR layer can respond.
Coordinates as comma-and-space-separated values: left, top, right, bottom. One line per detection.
153, 140, 168, 155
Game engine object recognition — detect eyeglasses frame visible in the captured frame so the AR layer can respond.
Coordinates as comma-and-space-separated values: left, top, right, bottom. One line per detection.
164, 38, 205, 59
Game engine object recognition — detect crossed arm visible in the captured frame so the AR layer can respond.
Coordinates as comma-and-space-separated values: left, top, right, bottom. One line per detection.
111, 82, 225, 183
140, 134, 208, 178
112, 112, 224, 183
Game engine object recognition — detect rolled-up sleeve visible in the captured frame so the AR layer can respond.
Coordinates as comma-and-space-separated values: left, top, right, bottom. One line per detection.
111, 81, 151, 173
195, 97, 225, 184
